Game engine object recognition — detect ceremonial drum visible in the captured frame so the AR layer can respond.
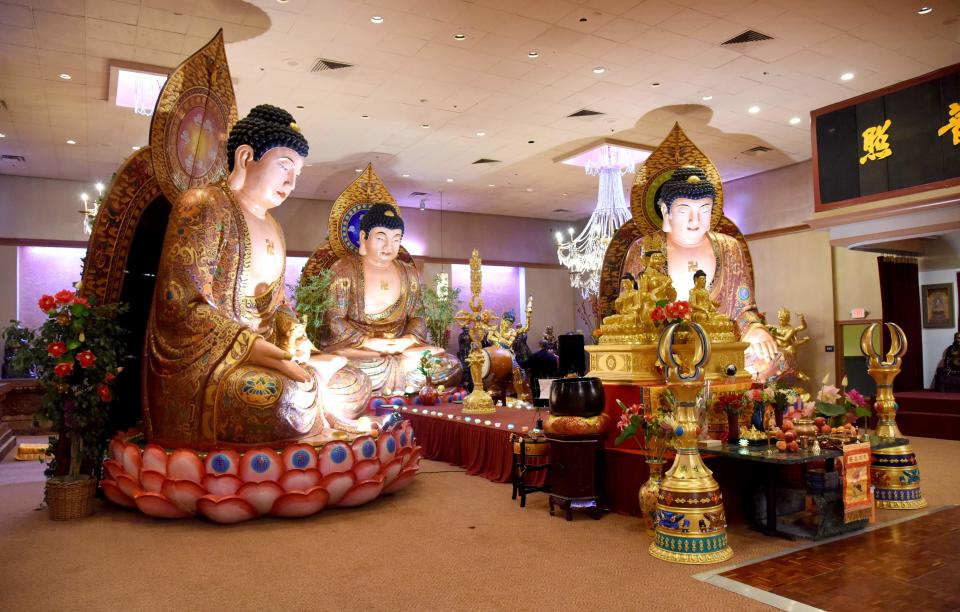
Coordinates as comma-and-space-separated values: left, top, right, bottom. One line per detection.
480, 346, 514, 387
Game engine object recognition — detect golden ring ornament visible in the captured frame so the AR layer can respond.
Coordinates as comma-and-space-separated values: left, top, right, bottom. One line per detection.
630, 123, 725, 236
327, 164, 402, 259
657, 321, 711, 383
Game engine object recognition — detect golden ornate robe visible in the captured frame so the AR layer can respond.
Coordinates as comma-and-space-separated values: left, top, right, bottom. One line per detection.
319, 255, 461, 422
623, 231, 763, 337
143, 184, 322, 449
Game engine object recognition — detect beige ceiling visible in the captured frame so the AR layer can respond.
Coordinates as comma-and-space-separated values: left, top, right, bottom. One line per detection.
1, 0, 959, 220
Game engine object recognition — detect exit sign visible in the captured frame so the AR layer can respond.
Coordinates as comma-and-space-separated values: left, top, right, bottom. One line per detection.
851, 308, 867, 319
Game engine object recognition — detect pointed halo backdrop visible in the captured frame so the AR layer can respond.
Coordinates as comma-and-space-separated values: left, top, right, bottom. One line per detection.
555, 140, 652, 298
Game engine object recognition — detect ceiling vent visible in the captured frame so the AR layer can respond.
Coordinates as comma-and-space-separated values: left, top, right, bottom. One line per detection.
311, 58, 353, 72
567, 108, 605, 118
472, 158, 501, 164
743, 145, 773, 154
409, 191, 429, 197
721, 30, 774, 45
553, 208, 569, 213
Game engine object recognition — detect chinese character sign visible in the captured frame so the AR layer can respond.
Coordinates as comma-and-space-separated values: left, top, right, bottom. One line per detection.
860, 119, 893, 165
937, 102, 960, 146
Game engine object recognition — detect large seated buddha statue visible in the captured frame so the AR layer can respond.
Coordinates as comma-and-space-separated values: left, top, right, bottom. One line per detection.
143, 105, 351, 449
303, 194, 461, 424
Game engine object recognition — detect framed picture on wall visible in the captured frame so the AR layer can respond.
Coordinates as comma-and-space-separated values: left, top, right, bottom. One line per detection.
921, 283, 955, 329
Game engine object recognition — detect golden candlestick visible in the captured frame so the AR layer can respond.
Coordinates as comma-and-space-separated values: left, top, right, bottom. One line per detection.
649, 322, 733, 564
454, 249, 495, 414
860, 323, 926, 509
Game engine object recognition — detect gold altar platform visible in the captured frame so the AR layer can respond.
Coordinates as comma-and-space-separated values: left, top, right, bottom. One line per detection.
586, 341, 752, 385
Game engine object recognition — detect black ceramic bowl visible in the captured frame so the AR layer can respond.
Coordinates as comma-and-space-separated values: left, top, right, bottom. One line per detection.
549, 376, 604, 417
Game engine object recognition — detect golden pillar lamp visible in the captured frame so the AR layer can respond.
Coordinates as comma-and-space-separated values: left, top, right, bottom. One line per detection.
649, 321, 733, 564
859, 323, 926, 509
454, 249, 495, 414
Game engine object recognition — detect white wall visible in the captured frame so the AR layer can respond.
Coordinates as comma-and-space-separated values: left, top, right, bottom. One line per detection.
918, 268, 959, 388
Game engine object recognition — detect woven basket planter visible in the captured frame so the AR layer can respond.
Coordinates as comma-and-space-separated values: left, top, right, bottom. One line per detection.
46, 476, 96, 520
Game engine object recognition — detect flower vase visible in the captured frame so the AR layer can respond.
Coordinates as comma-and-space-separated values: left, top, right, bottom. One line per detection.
772, 403, 784, 429
419, 375, 438, 406
726, 412, 740, 445
639, 459, 666, 536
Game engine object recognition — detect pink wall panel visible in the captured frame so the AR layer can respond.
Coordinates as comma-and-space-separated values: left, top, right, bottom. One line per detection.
450, 263, 521, 334
17, 246, 87, 329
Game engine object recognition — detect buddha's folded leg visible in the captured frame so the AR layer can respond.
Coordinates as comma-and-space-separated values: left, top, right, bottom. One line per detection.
406, 352, 463, 389
216, 363, 323, 446
320, 362, 374, 433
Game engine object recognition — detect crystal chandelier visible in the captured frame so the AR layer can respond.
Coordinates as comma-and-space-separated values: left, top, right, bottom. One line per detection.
556, 142, 651, 298
78, 182, 105, 235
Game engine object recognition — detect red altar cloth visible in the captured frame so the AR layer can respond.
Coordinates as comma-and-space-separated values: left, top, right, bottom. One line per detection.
376, 402, 542, 483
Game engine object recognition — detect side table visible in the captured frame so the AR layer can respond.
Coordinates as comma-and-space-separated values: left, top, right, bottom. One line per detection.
546, 433, 606, 520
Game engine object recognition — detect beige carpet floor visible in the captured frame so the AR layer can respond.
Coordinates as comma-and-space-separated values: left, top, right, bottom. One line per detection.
1, 436, 957, 612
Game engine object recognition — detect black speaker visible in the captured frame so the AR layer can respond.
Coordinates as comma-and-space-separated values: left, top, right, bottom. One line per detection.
558, 333, 586, 377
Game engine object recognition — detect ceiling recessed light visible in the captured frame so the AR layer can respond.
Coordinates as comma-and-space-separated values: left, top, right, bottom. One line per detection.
361, 114, 369, 119
277, 0, 288, 3
370, 15, 383, 24
131, 145, 140, 150
476, 131, 485, 136
918, 6, 933, 14
593, 67, 606, 74
66, 139, 76, 144
284, 59, 300, 67
420, 123, 430, 129
0, 133, 6, 138
561, 193, 568, 196
528, 140, 535, 144
748, 105, 760, 114
528, 51, 540, 58
525, 187, 533, 192
651, 82, 661, 87
488, 184, 495, 187
789, 116, 802, 125
446, 178, 454, 183
59, 73, 71, 80
401, 173, 410, 177
453, 33, 466, 41
355, 168, 362, 172
296, 105, 304, 109
840, 72, 854, 81
305, 164, 313, 167
702, 95, 713, 101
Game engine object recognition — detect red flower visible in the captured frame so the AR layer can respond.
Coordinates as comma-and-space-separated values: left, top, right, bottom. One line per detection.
105, 372, 116, 382
54, 362, 73, 378
54, 289, 76, 304
673, 301, 690, 317
76, 350, 96, 368
650, 306, 666, 323
665, 302, 680, 319
47, 342, 68, 358
97, 383, 111, 403
38, 295, 56, 312
73, 295, 89, 307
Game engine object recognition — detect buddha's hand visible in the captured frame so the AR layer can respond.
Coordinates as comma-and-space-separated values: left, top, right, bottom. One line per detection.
248, 337, 310, 383
742, 326, 778, 363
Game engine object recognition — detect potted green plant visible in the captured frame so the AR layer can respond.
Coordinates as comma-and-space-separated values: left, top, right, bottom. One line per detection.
1, 319, 35, 378
12, 289, 127, 520
292, 269, 335, 347
421, 273, 462, 349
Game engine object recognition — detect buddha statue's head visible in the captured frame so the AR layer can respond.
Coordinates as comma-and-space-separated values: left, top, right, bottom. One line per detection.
620, 279, 633, 293
659, 166, 715, 248
226, 105, 309, 209
500, 310, 516, 332
777, 307, 791, 326
646, 250, 666, 271
358, 203, 404, 267
693, 269, 707, 289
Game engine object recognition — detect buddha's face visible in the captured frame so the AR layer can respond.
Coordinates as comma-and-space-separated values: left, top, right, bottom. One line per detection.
694, 275, 706, 289
778, 309, 790, 325
649, 252, 666, 270
620, 280, 632, 293
359, 226, 403, 266
500, 319, 513, 333
240, 146, 304, 209
663, 196, 712, 247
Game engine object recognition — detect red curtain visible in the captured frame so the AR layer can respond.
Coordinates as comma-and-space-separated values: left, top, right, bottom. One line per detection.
877, 256, 924, 391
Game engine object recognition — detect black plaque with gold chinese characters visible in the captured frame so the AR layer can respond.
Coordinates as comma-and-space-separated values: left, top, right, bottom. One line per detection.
812, 62, 960, 210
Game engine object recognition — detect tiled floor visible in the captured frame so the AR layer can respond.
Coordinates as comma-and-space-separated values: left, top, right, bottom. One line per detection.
716, 506, 960, 611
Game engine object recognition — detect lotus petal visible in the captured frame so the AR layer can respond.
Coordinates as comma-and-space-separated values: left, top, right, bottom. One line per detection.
236, 481, 284, 515
121, 444, 142, 478
133, 492, 191, 519
239, 448, 283, 483
352, 435, 378, 462
318, 442, 354, 475
279, 468, 321, 492
103, 459, 124, 481
109, 438, 125, 461
205, 449, 240, 476
115, 472, 142, 499
338, 475, 385, 507
140, 469, 166, 493
383, 466, 419, 494
271, 486, 329, 518
380, 457, 404, 487
281, 444, 317, 471
402, 446, 422, 468
101, 479, 135, 508
202, 474, 243, 497
398, 421, 415, 448
353, 459, 380, 482
141, 444, 168, 475
377, 432, 398, 463
161, 478, 205, 514
319, 471, 355, 506
196, 495, 257, 524
168, 449, 204, 484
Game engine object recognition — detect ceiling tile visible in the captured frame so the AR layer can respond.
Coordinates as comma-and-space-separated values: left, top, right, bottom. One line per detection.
84, 0, 139, 26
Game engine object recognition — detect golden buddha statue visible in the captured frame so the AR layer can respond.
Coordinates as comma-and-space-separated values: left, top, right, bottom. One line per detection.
622, 166, 776, 364
317, 203, 462, 424
689, 269, 736, 341
767, 307, 810, 381
143, 105, 350, 449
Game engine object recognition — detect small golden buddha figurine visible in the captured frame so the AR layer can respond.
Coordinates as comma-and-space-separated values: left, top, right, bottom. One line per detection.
689, 269, 735, 341
767, 307, 810, 381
